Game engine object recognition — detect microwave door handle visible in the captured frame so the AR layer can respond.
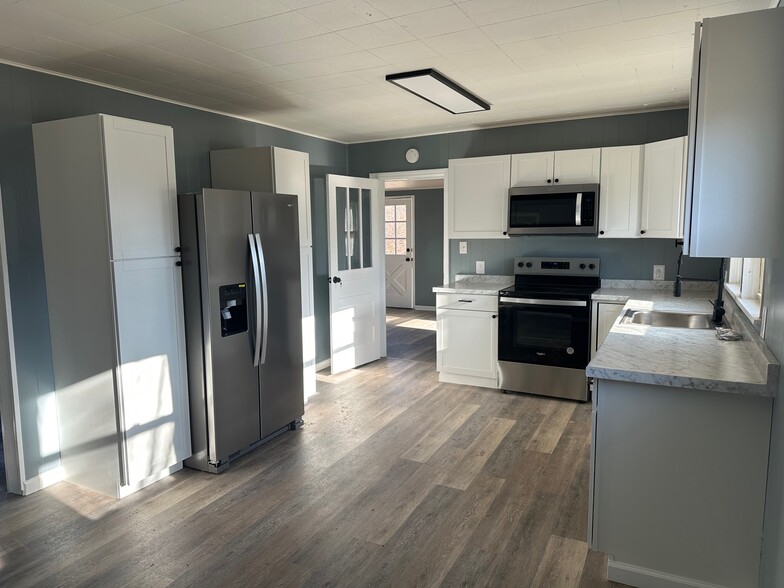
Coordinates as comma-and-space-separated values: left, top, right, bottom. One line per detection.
500, 298, 587, 307
575, 193, 582, 226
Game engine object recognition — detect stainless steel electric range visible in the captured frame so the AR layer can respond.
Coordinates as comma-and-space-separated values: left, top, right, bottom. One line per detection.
498, 257, 600, 402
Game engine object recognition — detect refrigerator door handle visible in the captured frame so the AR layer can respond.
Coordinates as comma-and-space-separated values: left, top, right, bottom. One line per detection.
254, 233, 269, 365
248, 234, 263, 366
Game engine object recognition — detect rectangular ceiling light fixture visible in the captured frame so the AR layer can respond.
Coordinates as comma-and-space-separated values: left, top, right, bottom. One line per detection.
386, 68, 490, 115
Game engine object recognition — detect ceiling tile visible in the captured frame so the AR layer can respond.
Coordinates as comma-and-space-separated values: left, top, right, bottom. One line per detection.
365, 0, 453, 18
272, 60, 344, 79
481, 14, 556, 44
98, 14, 188, 44
423, 28, 495, 55
457, 0, 543, 27
698, 0, 771, 18
444, 47, 513, 69
102, 0, 182, 11
393, 6, 475, 39
370, 40, 438, 64
545, 0, 623, 33
297, 0, 388, 31
141, 0, 290, 34
199, 12, 330, 51
500, 35, 567, 61
337, 20, 415, 49
317, 50, 389, 72
0, 46, 56, 67
619, 0, 699, 21
272, 72, 366, 93
28, 0, 133, 25
48, 26, 136, 51
243, 33, 361, 66
12, 37, 95, 60
152, 35, 267, 71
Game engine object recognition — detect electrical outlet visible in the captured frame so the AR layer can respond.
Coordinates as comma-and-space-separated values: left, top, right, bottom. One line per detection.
476, 260, 485, 274
653, 265, 665, 281
459, 241, 468, 255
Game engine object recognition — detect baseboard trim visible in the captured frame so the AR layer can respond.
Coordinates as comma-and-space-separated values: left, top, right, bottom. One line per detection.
607, 559, 727, 588
23, 465, 65, 495
438, 371, 498, 390
315, 359, 331, 372
414, 305, 436, 311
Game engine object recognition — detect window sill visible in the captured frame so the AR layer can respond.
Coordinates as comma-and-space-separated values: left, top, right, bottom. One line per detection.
724, 283, 762, 329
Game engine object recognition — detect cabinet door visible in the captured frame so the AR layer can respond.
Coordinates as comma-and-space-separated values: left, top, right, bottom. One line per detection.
113, 257, 190, 486
554, 148, 601, 184
300, 246, 316, 403
447, 155, 511, 239
273, 147, 312, 247
511, 151, 554, 186
594, 303, 625, 355
640, 137, 686, 239
102, 116, 179, 260
436, 309, 497, 380
598, 146, 643, 238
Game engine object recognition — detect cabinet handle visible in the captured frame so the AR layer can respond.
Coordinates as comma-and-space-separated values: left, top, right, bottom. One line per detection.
640, 229, 646, 235
175, 260, 182, 267
599, 230, 605, 235
492, 314, 497, 319
458, 299, 472, 303
175, 246, 182, 253
547, 179, 552, 184
554, 178, 559, 183
502, 231, 507, 236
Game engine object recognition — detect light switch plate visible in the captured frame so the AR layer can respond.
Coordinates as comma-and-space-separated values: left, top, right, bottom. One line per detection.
476, 261, 485, 274
653, 265, 665, 281
459, 241, 468, 255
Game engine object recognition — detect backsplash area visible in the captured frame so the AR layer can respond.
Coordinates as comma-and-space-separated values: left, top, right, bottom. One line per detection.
449, 237, 722, 281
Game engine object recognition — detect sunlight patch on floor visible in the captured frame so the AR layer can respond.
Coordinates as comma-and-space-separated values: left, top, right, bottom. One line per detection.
395, 319, 436, 331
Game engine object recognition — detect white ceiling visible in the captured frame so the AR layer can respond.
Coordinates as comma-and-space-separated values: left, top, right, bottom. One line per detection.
0, 0, 773, 143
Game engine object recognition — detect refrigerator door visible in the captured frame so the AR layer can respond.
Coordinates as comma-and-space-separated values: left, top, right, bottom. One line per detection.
251, 192, 305, 437
199, 189, 261, 461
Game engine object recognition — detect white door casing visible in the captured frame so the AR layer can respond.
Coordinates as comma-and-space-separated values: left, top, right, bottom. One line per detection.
384, 196, 414, 309
327, 174, 384, 375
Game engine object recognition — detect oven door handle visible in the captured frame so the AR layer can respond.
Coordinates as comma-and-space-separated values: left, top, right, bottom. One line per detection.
575, 192, 582, 226
500, 297, 587, 307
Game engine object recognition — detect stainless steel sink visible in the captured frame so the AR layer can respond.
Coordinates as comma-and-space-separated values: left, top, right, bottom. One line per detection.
620, 309, 713, 329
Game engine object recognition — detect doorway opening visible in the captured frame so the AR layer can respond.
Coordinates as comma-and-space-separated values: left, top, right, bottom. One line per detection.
373, 170, 446, 366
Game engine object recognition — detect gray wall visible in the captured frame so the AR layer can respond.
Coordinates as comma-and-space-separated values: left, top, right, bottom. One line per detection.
0, 62, 346, 479
386, 189, 443, 307
761, 257, 784, 586
349, 109, 720, 282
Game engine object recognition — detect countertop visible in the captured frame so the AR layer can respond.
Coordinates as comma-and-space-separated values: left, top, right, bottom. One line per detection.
587, 288, 779, 397
433, 274, 514, 296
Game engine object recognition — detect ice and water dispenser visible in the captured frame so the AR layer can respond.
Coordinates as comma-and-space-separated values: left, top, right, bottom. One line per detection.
219, 283, 248, 337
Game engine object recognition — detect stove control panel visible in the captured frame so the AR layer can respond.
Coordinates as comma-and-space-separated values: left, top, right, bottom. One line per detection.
514, 257, 600, 277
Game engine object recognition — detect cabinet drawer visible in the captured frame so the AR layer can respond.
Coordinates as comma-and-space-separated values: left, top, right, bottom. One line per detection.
436, 293, 498, 312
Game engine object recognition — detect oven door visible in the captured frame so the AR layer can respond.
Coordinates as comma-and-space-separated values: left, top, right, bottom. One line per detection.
507, 185, 598, 235
498, 297, 590, 369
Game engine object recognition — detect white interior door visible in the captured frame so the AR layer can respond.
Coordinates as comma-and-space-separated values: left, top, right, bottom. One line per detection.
384, 196, 414, 309
327, 174, 384, 375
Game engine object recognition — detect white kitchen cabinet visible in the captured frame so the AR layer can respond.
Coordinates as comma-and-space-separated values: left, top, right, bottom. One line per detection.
640, 137, 686, 239
436, 293, 498, 388
210, 146, 316, 402
447, 155, 511, 239
33, 114, 189, 498
591, 301, 625, 357
211, 146, 312, 247
511, 148, 600, 187
598, 146, 643, 239
685, 9, 784, 258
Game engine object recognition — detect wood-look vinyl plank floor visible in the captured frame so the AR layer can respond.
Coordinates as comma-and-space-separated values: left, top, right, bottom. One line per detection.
0, 313, 621, 587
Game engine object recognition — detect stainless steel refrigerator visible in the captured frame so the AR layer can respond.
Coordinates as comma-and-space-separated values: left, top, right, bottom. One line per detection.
178, 189, 304, 473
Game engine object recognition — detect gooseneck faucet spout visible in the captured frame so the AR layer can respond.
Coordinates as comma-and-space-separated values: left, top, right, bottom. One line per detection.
672, 242, 726, 325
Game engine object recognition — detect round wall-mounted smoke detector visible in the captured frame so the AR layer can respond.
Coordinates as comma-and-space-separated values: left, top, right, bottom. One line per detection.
405, 148, 419, 164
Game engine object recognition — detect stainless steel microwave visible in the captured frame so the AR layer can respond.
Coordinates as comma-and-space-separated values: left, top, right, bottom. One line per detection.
507, 183, 599, 235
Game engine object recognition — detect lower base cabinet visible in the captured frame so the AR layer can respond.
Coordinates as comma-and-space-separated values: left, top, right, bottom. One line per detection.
436, 294, 498, 388
591, 301, 625, 357
590, 378, 771, 588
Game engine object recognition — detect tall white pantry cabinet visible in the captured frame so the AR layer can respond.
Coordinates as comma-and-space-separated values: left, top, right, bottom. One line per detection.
33, 114, 190, 498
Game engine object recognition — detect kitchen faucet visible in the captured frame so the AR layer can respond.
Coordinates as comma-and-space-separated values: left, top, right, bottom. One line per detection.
673, 243, 726, 325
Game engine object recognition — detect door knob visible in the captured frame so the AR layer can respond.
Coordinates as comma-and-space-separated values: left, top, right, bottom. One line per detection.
333, 276, 342, 283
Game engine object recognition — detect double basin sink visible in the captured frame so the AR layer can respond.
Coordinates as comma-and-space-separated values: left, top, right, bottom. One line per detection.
620, 309, 714, 329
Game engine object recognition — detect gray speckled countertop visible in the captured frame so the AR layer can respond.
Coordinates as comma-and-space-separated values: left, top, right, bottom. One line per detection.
433, 274, 514, 296
587, 289, 779, 397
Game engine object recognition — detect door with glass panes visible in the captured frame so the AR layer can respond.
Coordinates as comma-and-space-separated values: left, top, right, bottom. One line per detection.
384, 197, 414, 309
326, 174, 384, 374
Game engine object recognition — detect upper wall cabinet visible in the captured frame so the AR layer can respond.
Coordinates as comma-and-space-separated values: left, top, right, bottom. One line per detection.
684, 9, 784, 258
511, 148, 600, 187
640, 137, 686, 239
598, 145, 643, 239
447, 154, 511, 239
211, 146, 312, 247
